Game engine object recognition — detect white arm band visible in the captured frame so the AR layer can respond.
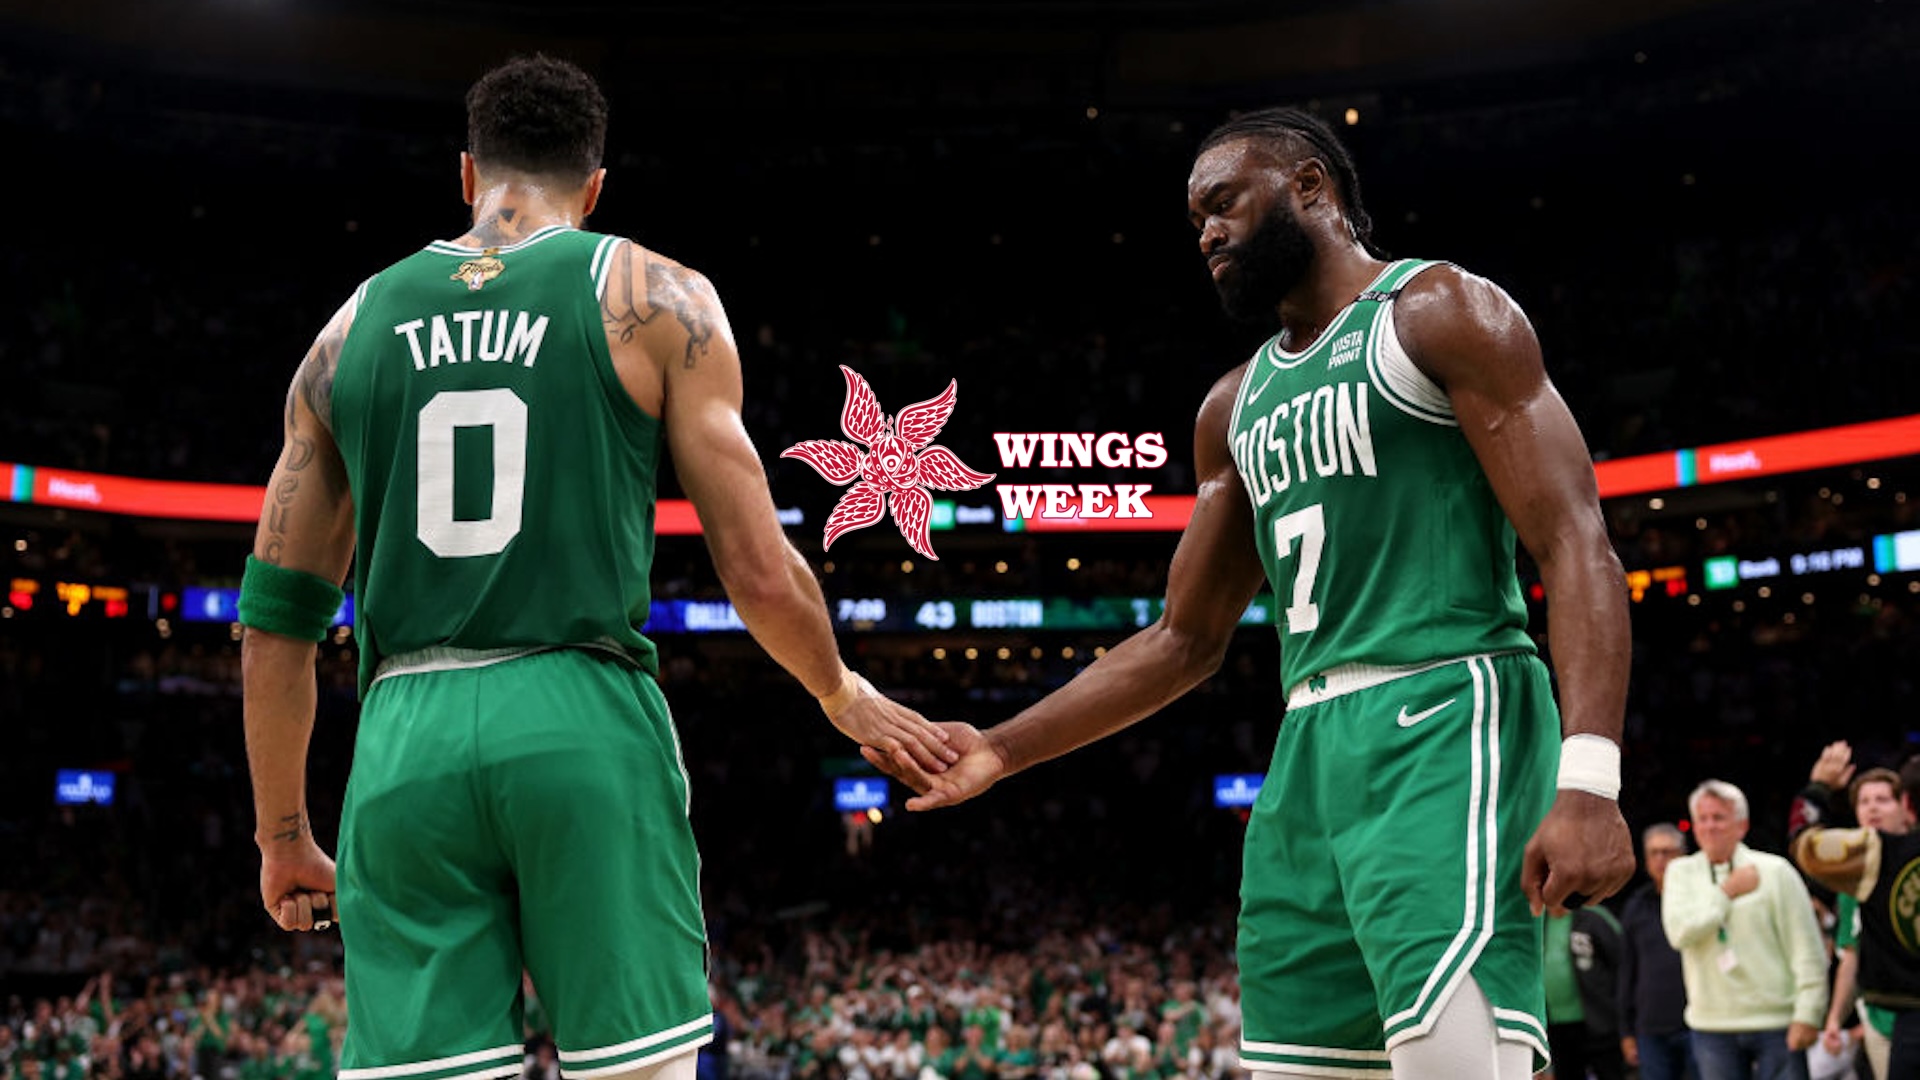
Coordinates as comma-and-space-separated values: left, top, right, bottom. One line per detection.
1557, 734, 1622, 800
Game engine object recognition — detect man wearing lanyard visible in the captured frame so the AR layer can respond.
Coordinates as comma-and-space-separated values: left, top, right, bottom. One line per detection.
1663, 779, 1828, 1080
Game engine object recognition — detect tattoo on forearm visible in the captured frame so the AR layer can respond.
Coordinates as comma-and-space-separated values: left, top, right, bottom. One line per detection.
262, 473, 300, 565
598, 247, 719, 369
270, 813, 309, 844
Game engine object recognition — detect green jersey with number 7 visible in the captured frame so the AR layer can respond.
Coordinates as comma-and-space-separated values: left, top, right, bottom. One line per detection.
331, 225, 661, 694
1227, 257, 1536, 691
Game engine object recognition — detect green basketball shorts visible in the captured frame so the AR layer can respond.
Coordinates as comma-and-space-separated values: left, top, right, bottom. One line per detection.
336, 646, 712, 1080
1237, 651, 1557, 1076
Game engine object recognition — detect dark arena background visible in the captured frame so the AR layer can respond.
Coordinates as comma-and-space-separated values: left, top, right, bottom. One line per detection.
1, 0, 1917, 1077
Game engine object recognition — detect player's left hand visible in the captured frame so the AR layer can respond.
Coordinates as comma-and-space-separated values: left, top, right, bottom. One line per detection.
260, 836, 338, 933
1521, 789, 1636, 917
1787, 1022, 1819, 1052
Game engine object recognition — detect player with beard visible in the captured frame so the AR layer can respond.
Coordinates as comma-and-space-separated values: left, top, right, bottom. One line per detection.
865, 106, 1635, 1079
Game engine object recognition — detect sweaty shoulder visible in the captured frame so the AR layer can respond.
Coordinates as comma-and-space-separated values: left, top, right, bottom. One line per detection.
1389, 263, 1542, 390
1197, 362, 1251, 444
600, 240, 720, 346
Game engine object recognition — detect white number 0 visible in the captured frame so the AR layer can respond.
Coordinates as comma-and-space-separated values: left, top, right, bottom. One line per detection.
1273, 503, 1324, 633
417, 388, 528, 558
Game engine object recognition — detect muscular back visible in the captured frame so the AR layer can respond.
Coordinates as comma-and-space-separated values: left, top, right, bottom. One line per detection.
329, 226, 674, 693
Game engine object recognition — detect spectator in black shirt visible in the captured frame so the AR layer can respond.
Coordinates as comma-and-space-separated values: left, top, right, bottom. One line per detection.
1619, 823, 1695, 1080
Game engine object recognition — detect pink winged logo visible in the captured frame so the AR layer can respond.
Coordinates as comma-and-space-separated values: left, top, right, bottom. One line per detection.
781, 365, 995, 559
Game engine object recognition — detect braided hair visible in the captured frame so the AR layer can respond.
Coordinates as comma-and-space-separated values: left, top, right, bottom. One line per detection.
1199, 107, 1387, 259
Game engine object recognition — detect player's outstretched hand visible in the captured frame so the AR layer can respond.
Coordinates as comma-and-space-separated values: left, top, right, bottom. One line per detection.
1810, 740, 1856, 790
861, 722, 1008, 810
260, 836, 338, 933
1520, 789, 1636, 917
827, 676, 957, 774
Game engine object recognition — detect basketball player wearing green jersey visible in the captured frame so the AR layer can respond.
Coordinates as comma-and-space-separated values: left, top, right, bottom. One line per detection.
868, 107, 1636, 1078
239, 56, 953, 1080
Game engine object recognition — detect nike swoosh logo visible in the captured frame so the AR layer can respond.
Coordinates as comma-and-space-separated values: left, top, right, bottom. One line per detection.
1396, 698, 1457, 728
1245, 369, 1278, 406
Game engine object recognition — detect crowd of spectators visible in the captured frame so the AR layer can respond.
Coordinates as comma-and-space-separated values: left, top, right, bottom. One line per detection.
0, 969, 343, 1080
4, 572, 1919, 1073
0, 907, 1256, 1080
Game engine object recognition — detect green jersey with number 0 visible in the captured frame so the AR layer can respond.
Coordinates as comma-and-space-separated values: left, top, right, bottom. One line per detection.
332, 225, 661, 694
1227, 259, 1534, 691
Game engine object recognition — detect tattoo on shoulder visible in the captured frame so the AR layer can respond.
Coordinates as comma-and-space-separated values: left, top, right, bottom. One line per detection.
647, 261, 718, 368
599, 246, 718, 369
294, 319, 345, 435
262, 309, 351, 566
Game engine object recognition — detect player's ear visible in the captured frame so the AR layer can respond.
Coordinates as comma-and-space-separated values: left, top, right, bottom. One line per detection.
460, 152, 478, 206
581, 168, 607, 219
1293, 157, 1330, 212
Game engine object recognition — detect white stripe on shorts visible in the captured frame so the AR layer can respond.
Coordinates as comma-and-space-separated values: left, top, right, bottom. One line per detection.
1492, 1006, 1548, 1044
558, 1015, 716, 1063
562, 1039, 712, 1080
1382, 656, 1500, 1049
1245, 1065, 1392, 1079
338, 1045, 523, 1080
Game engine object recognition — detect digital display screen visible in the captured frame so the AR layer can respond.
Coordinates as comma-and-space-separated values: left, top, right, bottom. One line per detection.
1875, 531, 1920, 575
181, 587, 352, 627
55, 770, 116, 806
644, 596, 1272, 634
1214, 773, 1264, 808
834, 778, 890, 813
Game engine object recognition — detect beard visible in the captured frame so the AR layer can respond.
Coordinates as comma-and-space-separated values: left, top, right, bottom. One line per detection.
1213, 206, 1316, 323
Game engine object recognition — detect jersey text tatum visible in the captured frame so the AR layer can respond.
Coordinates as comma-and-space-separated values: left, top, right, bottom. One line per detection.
392, 310, 551, 370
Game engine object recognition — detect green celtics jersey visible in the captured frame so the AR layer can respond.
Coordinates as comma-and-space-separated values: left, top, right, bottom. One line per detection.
333, 225, 662, 694
1228, 259, 1534, 691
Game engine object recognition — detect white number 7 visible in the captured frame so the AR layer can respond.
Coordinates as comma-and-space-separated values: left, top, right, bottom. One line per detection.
1273, 503, 1324, 634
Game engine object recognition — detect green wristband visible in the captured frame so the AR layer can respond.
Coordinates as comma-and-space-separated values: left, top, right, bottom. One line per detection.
238, 556, 345, 642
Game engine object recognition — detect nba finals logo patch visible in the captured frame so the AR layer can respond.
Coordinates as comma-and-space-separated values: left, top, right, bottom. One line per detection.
782, 365, 994, 560
452, 254, 505, 292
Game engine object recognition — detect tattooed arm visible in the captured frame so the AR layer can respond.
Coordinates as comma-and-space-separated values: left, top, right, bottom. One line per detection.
599, 242, 721, 402
243, 295, 356, 932
601, 242, 953, 771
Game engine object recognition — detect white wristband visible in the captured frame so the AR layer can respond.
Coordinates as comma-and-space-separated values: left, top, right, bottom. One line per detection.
1557, 735, 1622, 800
